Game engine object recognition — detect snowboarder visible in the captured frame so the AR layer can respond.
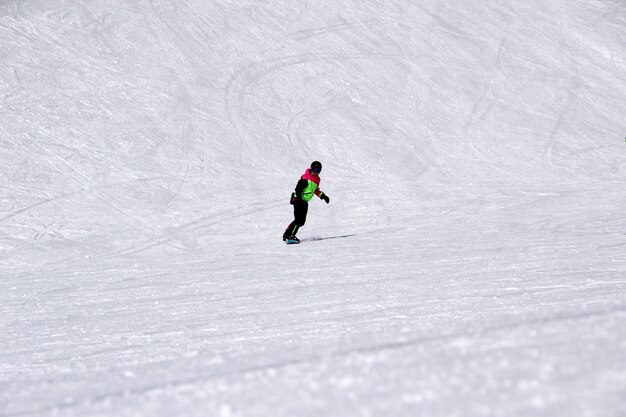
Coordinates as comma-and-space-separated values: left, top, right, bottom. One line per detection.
283, 161, 330, 243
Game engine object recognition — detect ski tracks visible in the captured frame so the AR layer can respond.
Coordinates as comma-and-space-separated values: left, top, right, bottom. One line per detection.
9, 301, 625, 417
225, 51, 422, 168
84, 200, 284, 262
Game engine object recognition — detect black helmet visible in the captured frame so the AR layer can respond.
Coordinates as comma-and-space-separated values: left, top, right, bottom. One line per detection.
310, 161, 322, 174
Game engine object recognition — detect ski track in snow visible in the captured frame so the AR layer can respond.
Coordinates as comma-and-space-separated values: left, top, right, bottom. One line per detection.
1, 1, 626, 416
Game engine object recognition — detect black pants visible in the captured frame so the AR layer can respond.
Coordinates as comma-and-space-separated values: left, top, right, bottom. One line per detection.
284, 199, 308, 237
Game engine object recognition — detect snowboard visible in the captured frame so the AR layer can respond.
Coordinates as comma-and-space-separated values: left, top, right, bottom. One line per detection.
285, 238, 300, 245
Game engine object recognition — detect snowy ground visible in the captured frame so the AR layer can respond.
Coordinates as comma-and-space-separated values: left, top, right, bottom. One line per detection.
1, 1, 626, 416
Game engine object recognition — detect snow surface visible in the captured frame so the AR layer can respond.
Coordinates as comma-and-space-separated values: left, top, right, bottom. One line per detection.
1, 1, 626, 416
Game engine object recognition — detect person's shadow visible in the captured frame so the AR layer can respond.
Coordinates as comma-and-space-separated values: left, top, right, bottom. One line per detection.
304, 234, 356, 242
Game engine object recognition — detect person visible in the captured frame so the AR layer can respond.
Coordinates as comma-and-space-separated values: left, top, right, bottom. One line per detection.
283, 161, 330, 242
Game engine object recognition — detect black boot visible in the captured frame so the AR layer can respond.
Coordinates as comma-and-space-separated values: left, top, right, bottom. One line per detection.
283, 223, 299, 241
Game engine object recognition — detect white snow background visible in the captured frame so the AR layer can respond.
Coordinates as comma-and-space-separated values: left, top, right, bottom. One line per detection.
1, 1, 626, 416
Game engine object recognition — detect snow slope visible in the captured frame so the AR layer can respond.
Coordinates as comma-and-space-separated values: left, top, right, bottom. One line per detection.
1, 1, 625, 416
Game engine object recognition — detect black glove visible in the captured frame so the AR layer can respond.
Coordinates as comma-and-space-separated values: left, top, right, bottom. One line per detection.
320, 193, 330, 204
